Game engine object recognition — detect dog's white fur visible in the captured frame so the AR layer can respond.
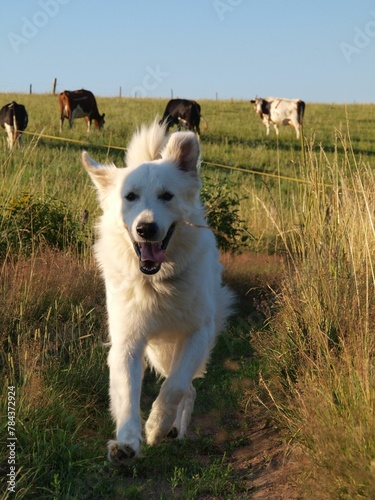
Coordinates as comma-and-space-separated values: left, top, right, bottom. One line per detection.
82, 121, 234, 465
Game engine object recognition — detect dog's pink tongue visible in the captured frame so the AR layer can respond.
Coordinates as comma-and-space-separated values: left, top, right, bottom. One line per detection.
140, 242, 165, 263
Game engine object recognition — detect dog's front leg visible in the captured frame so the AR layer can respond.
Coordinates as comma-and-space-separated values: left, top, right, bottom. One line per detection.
107, 341, 145, 465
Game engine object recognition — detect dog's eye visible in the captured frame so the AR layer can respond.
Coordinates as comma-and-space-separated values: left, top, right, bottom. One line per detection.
125, 192, 138, 201
160, 192, 174, 201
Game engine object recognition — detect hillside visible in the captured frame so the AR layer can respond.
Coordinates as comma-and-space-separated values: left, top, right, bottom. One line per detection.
1, 95, 375, 498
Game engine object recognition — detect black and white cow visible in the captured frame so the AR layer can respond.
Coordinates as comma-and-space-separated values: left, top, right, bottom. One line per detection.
0, 101, 28, 149
250, 97, 305, 139
159, 99, 208, 138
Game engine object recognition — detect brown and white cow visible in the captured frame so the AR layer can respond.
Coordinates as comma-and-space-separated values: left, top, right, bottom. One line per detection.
58, 89, 105, 132
0, 101, 28, 149
250, 97, 305, 139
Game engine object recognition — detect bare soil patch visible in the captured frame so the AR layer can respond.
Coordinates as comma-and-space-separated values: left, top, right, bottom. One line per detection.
232, 406, 306, 499
220, 252, 307, 499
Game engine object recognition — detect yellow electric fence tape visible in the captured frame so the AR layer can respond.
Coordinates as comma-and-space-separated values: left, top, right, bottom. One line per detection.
21, 129, 315, 187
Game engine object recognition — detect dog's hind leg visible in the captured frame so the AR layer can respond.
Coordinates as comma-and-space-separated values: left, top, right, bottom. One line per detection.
168, 384, 196, 439
145, 324, 215, 445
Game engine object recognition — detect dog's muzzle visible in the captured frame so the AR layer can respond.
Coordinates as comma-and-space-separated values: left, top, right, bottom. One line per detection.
133, 223, 175, 275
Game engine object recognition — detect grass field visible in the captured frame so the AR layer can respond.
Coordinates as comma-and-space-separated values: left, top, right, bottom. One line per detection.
1, 93, 375, 498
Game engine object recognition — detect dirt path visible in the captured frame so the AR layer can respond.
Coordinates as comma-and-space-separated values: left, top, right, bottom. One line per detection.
221, 252, 306, 499
232, 410, 305, 499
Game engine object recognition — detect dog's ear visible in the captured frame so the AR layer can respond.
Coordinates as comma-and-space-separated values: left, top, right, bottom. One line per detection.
161, 132, 200, 174
82, 151, 117, 190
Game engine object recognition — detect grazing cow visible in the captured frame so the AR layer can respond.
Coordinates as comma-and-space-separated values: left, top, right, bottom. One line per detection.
58, 89, 105, 132
250, 97, 305, 139
159, 98, 208, 138
0, 101, 28, 149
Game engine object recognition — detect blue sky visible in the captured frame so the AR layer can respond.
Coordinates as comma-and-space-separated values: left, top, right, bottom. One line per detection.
1, 0, 375, 102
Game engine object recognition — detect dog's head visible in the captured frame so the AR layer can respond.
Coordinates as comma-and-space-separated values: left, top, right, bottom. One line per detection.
82, 122, 201, 276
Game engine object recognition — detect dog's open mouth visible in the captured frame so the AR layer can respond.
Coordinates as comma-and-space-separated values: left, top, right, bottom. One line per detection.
133, 224, 175, 275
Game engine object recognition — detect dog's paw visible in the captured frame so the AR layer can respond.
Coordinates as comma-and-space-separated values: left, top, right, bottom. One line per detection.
107, 439, 140, 465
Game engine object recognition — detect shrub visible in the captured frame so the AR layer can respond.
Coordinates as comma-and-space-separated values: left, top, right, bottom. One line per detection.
0, 182, 248, 257
201, 178, 250, 252
0, 192, 86, 257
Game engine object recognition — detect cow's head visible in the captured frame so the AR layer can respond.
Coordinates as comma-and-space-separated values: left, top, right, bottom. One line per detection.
250, 97, 268, 118
96, 113, 105, 129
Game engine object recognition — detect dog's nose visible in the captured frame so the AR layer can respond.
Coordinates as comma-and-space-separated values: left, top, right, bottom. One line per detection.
136, 222, 158, 240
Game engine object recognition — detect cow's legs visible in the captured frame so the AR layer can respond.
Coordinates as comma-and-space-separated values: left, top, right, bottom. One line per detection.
263, 116, 270, 135
4, 124, 14, 149
273, 124, 279, 136
294, 122, 301, 139
85, 117, 91, 133
16, 131, 23, 149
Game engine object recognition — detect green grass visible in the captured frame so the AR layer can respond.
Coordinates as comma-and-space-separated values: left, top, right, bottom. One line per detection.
1, 93, 375, 498
3, 94, 375, 255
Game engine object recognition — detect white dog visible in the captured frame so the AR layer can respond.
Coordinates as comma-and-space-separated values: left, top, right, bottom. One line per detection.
82, 121, 234, 465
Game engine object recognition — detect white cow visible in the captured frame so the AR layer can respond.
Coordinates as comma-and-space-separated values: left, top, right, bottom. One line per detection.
250, 97, 305, 139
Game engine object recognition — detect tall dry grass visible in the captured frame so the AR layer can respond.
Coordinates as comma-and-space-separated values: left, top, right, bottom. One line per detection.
253, 129, 375, 498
